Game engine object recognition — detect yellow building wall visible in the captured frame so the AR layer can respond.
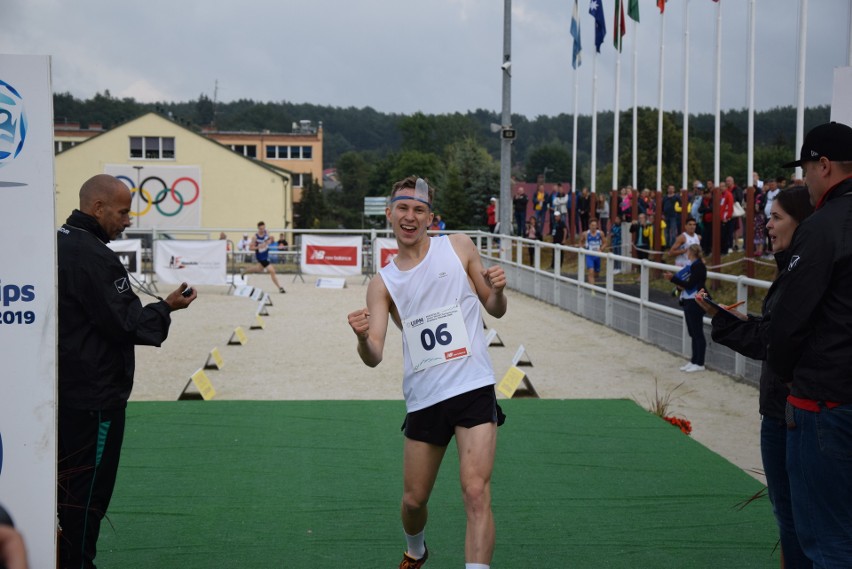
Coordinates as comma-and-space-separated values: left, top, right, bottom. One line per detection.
55, 113, 292, 240
206, 129, 323, 203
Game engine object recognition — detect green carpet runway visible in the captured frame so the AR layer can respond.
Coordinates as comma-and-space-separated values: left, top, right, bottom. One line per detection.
97, 400, 777, 568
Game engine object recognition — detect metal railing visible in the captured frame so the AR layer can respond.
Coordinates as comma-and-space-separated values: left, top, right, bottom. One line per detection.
473, 231, 770, 388
123, 227, 770, 386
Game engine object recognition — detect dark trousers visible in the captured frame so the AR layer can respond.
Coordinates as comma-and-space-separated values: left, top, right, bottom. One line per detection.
514, 213, 525, 236
682, 299, 706, 365
761, 416, 812, 569
58, 407, 127, 569
787, 404, 852, 567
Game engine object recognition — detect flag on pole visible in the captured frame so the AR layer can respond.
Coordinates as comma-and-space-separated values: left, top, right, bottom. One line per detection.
571, 0, 583, 68
657, 0, 667, 13
613, 0, 627, 51
589, 0, 606, 53
628, 0, 640, 21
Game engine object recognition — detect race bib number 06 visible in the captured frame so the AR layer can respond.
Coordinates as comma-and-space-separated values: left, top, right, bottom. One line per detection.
404, 304, 471, 372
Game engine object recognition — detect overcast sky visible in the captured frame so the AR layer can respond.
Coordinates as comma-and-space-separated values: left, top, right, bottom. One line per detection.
4, 0, 850, 118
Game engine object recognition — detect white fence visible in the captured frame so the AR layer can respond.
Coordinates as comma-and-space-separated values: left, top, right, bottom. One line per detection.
124, 227, 770, 387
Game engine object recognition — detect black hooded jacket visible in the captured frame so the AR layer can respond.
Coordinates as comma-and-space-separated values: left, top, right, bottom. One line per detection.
710, 251, 791, 419
58, 210, 172, 410
767, 176, 852, 402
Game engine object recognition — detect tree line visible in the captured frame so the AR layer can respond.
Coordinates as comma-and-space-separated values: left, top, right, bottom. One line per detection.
53, 91, 829, 229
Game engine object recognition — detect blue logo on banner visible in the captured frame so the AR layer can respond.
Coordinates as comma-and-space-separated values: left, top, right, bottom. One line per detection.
0, 78, 27, 168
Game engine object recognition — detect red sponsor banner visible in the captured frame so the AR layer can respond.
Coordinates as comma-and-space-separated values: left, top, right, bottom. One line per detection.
445, 347, 468, 360
380, 247, 399, 268
306, 245, 358, 266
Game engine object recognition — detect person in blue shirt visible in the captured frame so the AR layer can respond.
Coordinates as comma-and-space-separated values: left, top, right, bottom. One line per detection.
244, 221, 285, 293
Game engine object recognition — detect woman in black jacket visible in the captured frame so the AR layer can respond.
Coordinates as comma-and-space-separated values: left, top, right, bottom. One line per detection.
696, 186, 814, 569
664, 243, 707, 372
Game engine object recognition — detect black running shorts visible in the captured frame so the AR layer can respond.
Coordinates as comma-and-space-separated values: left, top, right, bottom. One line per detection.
402, 384, 505, 446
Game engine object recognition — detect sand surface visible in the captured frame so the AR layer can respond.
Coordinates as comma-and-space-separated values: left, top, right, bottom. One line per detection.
134, 274, 764, 482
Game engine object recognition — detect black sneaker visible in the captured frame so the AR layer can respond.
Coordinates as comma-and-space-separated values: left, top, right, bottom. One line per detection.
279, 287, 286, 294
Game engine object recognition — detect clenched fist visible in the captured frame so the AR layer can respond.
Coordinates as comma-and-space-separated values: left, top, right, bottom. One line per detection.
482, 266, 506, 293
348, 308, 370, 340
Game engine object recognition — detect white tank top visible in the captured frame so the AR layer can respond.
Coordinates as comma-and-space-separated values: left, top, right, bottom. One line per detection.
379, 236, 495, 412
676, 232, 701, 267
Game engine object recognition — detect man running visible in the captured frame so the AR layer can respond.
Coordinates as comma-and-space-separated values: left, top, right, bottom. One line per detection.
244, 221, 285, 293
347, 176, 507, 569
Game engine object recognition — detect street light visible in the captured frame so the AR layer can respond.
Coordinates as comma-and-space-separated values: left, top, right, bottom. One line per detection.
542, 167, 553, 184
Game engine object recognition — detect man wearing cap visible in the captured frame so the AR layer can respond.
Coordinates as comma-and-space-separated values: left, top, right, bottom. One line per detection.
347, 176, 507, 569
767, 121, 852, 566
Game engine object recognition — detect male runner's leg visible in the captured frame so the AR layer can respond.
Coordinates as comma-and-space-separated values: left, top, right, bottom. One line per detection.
401, 439, 447, 536
456, 421, 497, 564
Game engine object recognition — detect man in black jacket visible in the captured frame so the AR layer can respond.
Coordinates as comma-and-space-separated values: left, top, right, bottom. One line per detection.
57, 174, 196, 569
767, 122, 852, 566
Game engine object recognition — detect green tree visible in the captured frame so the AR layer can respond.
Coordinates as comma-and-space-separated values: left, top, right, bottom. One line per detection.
524, 142, 572, 184
195, 94, 215, 126
437, 139, 500, 229
295, 179, 328, 229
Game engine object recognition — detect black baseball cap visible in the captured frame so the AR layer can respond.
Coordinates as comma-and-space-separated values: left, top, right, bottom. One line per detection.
782, 121, 852, 168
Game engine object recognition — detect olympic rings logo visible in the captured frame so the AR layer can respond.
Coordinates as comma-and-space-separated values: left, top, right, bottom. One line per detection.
116, 175, 200, 217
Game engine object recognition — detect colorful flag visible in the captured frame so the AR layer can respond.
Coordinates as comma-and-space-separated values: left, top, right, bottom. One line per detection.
657, 0, 667, 13
628, 0, 640, 21
589, 0, 606, 53
613, 0, 627, 51
571, 0, 583, 69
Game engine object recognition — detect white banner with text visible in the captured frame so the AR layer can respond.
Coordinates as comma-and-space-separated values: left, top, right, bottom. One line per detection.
154, 240, 227, 285
300, 235, 362, 276
0, 54, 58, 568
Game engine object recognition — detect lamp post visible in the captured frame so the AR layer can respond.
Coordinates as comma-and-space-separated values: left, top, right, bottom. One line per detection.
132, 165, 143, 229
498, 0, 513, 251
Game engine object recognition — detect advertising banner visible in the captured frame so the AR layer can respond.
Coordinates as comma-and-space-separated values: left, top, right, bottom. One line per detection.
0, 54, 57, 567
301, 235, 362, 276
107, 239, 143, 281
154, 240, 227, 285
104, 164, 202, 229
373, 237, 399, 269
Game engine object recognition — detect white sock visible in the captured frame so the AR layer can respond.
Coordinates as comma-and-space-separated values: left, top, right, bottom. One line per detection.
466, 564, 489, 569
405, 530, 426, 559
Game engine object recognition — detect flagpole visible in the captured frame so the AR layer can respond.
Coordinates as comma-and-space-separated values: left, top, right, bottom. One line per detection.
682, 0, 690, 191
656, 5, 665, 193
795, 0, 808, 182
631, 19, 637, 191
746, 0, 756, 189
592, 48, 598, 196
613, 2, 623, 193
573, 71, 579, 198
571, 0, 581, 204
714, 0, 721, 187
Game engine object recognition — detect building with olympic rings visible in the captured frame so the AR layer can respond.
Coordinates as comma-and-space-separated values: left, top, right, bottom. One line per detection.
55, 112, 294, 243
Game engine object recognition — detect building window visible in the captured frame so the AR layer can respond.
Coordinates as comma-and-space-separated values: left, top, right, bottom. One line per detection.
289, 146, 301, 160
130, 136, 175, 160
302, 146, 312, 159
292, 173, 303, 187
231, 144, 257, 158
266, 145, 291, 159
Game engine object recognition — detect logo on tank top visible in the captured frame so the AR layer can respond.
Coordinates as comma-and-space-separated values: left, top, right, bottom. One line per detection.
437, 271, 448, 279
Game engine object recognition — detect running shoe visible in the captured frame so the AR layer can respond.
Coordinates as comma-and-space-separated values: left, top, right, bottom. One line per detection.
399, 547, 428, 568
